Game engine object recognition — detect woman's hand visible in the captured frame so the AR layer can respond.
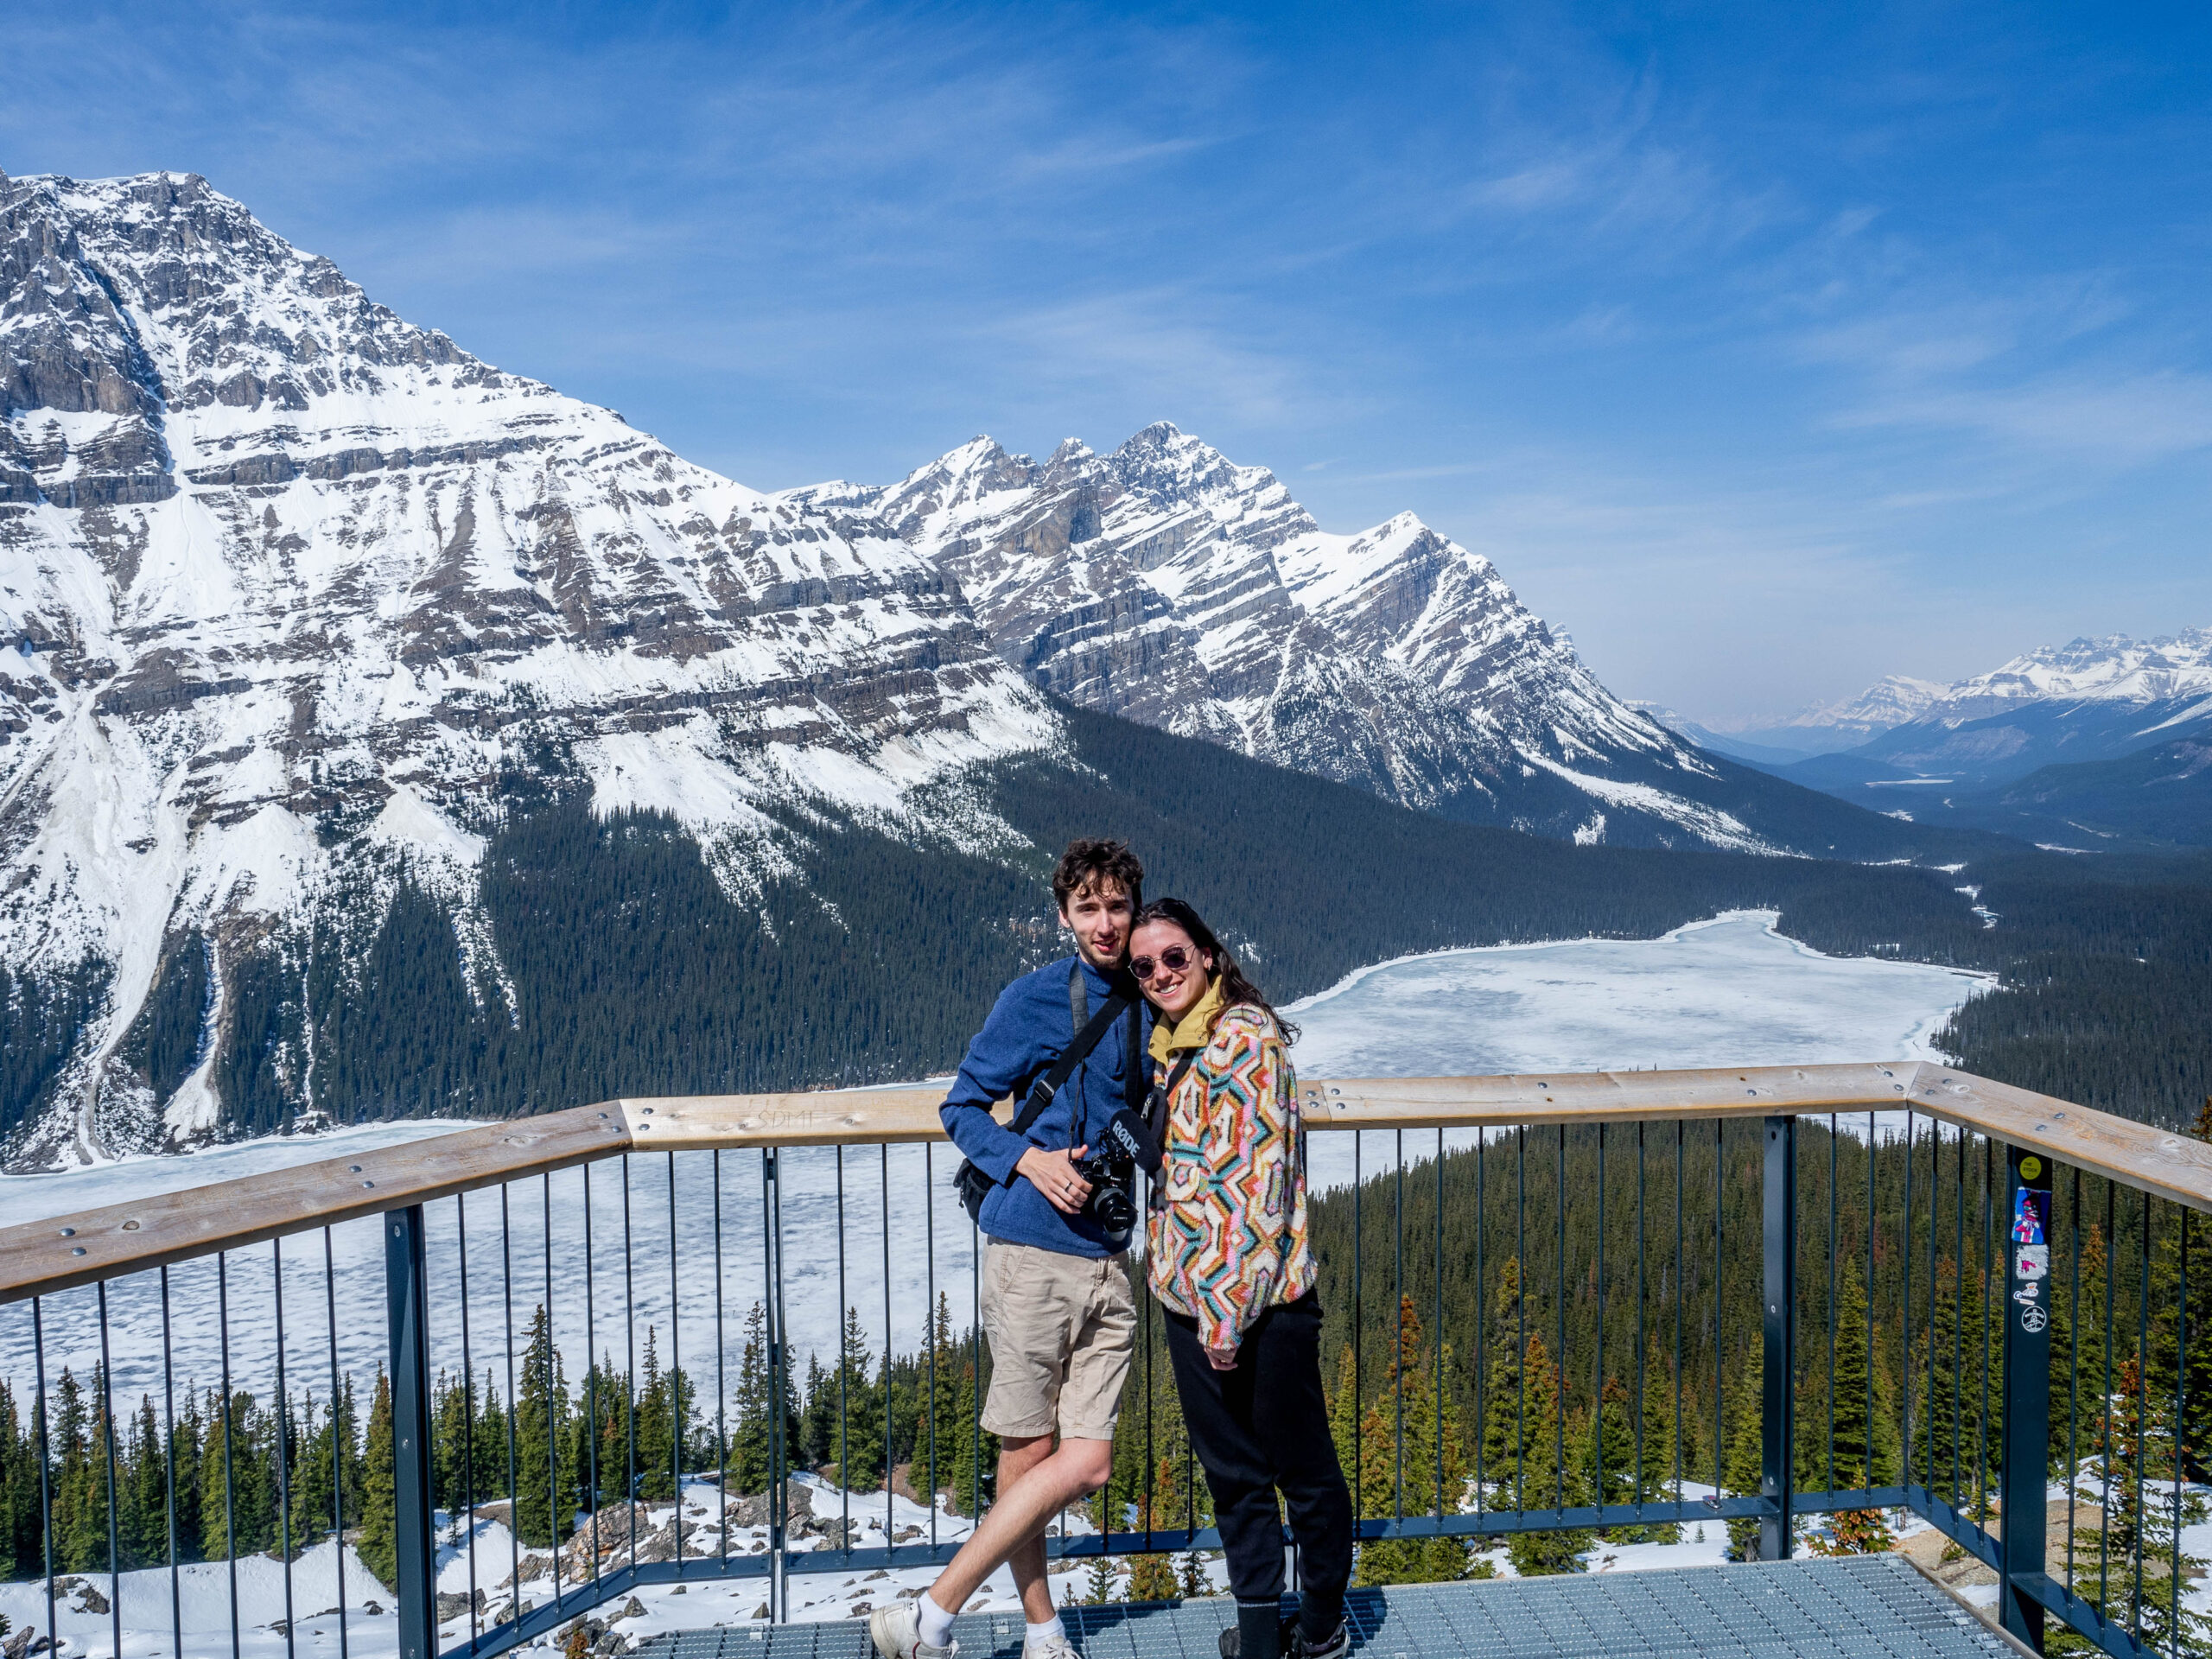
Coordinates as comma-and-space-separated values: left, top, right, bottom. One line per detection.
1205, 1341, 1239, 1371
1017, 1146, 1095, 1215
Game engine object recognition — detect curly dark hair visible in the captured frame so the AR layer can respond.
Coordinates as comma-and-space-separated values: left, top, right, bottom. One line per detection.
1052, 837, 1144, 914
1130, 898, 1299, 1044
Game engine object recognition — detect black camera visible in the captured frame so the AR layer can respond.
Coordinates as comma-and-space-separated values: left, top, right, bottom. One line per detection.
1075, 1108, 1161, 1240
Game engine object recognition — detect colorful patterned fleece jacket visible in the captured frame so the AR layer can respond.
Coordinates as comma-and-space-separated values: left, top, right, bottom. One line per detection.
1143, 984, 1317, 1350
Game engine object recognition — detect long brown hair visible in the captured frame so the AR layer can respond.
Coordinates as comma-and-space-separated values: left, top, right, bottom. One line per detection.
1131, 898, 1299, 1044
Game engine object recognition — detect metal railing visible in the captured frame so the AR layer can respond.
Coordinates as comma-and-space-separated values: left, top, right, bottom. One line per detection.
1, 1062, 2205, 1659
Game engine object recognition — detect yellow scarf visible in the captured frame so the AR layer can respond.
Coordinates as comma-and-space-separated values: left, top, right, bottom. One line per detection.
1147, 979, 1226, 1064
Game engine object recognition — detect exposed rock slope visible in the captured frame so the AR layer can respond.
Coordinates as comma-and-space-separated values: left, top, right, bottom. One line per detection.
0, 168, 1051, 1164
796, 426, 1867, 853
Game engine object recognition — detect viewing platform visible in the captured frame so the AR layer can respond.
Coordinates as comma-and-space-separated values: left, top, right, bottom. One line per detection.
637, 1559, 2021, 1659
3, 1060, 2203, 1659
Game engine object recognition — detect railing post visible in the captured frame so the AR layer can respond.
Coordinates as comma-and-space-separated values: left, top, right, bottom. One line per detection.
1999, 1145, 2051, 1651
386, 1205, 438, 1659
1760, 1116, 1797, 1561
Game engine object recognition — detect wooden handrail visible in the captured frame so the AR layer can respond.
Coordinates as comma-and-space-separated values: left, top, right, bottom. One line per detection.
3, 1060, 2206, 1306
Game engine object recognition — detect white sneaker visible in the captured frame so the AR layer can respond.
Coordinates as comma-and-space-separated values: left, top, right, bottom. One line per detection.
1026, 1631, 1081, 1659
868, 1601, 959, 1659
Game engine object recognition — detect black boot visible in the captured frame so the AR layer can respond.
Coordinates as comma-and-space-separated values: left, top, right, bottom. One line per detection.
1287, 1620, 1349, 1659
1217, 1603, 1284, 1659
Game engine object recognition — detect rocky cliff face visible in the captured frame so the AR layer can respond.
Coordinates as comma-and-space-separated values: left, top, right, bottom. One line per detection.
0, 169, 1052, 1166
793, 424, 1791, 850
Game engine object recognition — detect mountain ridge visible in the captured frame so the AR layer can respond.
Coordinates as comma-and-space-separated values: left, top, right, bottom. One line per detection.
792, 423, 1938, 858
0, 168, 1977, 1167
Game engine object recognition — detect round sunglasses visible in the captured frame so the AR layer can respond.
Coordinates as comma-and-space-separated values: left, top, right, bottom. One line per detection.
1129, 945, 1197, 982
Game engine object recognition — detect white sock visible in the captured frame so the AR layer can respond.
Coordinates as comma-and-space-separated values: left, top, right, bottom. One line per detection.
918, 1593, 958, 1649
1026, 1617, 1066, 1648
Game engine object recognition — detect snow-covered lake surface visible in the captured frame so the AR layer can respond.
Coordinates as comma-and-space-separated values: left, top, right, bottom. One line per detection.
3, 912, 1988, 1408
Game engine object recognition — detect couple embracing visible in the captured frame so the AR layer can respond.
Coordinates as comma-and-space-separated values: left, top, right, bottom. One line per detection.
870, 840, 1353, 1659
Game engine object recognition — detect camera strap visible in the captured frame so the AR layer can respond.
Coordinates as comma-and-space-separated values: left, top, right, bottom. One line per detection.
1007, 962, 1134, 1144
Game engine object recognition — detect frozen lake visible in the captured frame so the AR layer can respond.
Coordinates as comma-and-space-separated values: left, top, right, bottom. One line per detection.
2, 910, 1986, 1412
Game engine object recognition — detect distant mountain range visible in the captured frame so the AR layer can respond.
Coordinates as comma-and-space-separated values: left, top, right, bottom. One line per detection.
1652, 631, 2212, 849
0, 168, 1986, 1165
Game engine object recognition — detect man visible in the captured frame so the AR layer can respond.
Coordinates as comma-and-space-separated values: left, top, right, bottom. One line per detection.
869, 839, 1150, 1659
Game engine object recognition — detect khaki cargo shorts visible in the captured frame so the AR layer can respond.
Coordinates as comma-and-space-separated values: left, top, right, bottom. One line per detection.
979, 1239, 1137, 1443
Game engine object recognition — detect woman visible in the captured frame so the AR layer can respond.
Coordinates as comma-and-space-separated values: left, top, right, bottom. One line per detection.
1129, 899, 1352, 1659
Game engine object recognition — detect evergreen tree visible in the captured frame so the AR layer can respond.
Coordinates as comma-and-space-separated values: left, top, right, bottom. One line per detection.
1127, 1551, 1180, 1602
1503, 1332, 1588, 1575
1353, 1297, 1467, 1585
512, 1306, 578, 1547
1178, 1551, 1213, 1599
1811, 1257, 1895, 1554
1478, 1258, 1528, 1506
832, 1308, 885, 1491
1083, 1554, 1124, 1605
358, 1369, 397, 1589
1721, 1350, 1765, 1560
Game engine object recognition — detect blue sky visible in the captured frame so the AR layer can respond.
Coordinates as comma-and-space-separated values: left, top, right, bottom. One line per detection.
4, 2, 2208, 723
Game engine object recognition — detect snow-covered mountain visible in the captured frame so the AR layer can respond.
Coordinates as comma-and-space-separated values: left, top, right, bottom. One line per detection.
0, 169, 1955, 1169
0, 168, 1052, 1165
1714, 629, 2212, 845
791, 427, 1842, 853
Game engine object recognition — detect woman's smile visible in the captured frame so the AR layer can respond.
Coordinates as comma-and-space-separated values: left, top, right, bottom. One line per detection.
1131, 919, 1210, 1019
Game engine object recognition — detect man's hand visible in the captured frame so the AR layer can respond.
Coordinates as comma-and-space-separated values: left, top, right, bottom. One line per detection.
1205, 1341, 1239, 1371
1018, 1146, 1095, 1215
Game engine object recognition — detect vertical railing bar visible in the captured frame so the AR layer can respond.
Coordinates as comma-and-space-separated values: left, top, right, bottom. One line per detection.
970, 1205, 982, 1527
1596, 1122, 1606, 1519
771, 1143, 791, 1622
1902, 1109, 1916, 1497
1864, 1109, 1875, 1510
1953, 1126, 1965, 1513
1674, 1119, 1683, 1506
1475, 1128, 1486, 1515
1635, 1120, 1646, 1515
1979, 1135, 1992, 1527
164, 1263, 185, 1659
1827, 1113, 1838, 1500
714, 1150, 729, 1567
882, 1145, 894, 1558
220, 1250, 240, 1659
96, 1279, 124, 1659
2100, 1176, 2116, 1622
2170, 1205, 2186, 1659
1353, 1130, 1363, 1526
925, 1140, 938, 1555
271, 1239, 296, 1659
584, 1161, 601, 1591
1713, 1121, 1723, 1503
2132, 1186, 2149, 1633
322, 1229, 350, 1659
2064, 1165, 2080, 1597
458, 1192, 478, 1639
1434, 1125, 1446, 1525
1556, 1123, 1566, 1523
1141, 1215, 1154, 1554
1516, 1126, 1525, 1511
712, 1150, 729, 1566
543, 1172, 563, 1609
1393, 1126, 1405, 1522
500, 1185, 520, 1620
669, 1151, 683, 1560
34, 1296, 55, 1659
622, 1154, 638, 1573
836, 1146, 850, 1558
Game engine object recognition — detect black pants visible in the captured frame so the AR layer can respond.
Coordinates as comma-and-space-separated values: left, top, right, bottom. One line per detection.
1161, 1292, 1353, 1638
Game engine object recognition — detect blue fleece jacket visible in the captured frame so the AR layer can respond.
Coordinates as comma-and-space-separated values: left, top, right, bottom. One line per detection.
940, 955, 1149, 1257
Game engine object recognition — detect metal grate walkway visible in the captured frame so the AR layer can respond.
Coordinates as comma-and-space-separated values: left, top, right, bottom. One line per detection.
636, 1556, 2017, 1659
